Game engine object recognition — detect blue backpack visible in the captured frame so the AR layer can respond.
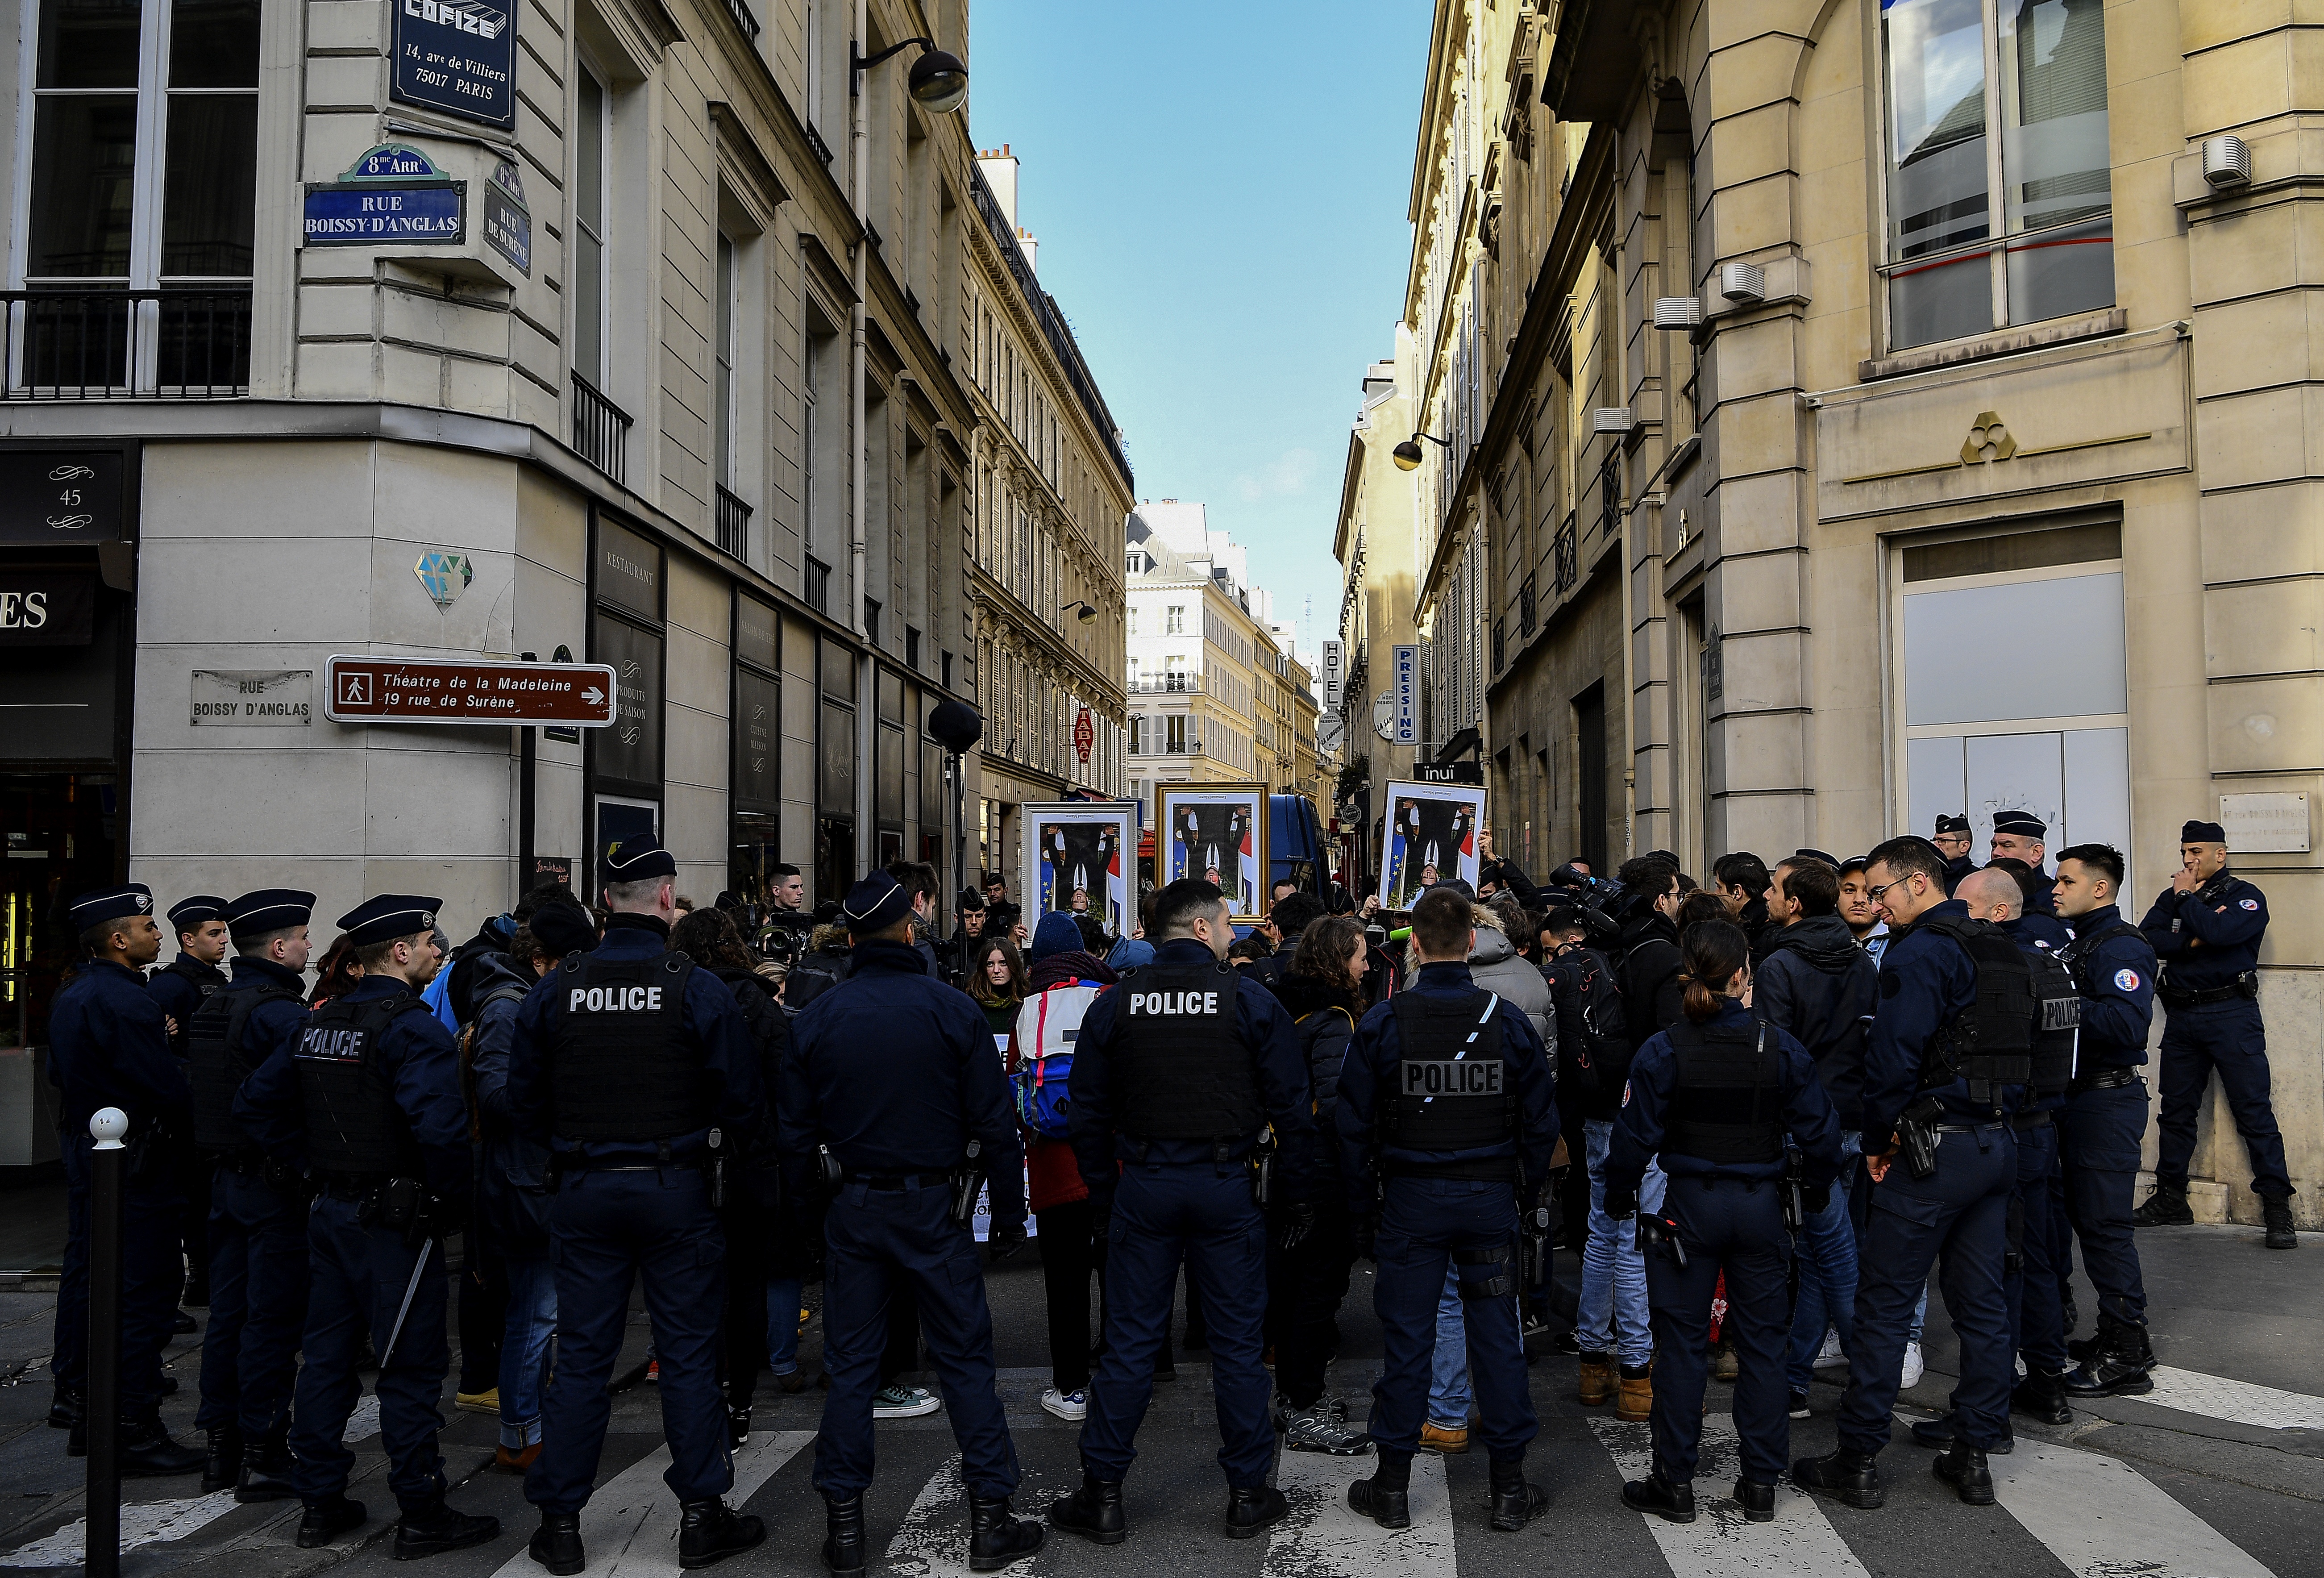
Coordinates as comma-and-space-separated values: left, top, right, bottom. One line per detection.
1011, 980, 1102, 1141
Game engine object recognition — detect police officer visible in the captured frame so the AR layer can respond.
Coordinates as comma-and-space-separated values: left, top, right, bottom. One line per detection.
188, 889, 317, 1500
1794, 837, 2026, 1510
2137, 820, 2296, 1249
237, 895, 499, 1557
1335, 884, 1557, 1534
1607, 918, 1841, 1524
47, 883, 205, 1474
1048, 878, 1318, 1545
1989, 809, 2056, 913
1932, 816, 1975, 895
152, 895, 231, 1327
507, 837, 765, 1574
779, 871, 1040, 1575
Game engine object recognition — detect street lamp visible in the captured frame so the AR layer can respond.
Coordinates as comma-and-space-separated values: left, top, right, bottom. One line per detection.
852, 37, 970, 113
1062, 600, 1098, 626
1391, 431, 1450, 471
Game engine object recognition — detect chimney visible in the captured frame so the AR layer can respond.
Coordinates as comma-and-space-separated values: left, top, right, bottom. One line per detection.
977, 143, 1019, 229
1017, 226, 1038, 274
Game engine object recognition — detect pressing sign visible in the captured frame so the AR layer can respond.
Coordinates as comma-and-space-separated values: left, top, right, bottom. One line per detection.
1401, 1059, 1504, 1098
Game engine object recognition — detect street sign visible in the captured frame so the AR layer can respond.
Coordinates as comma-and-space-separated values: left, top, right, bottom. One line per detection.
1391, 644, 1419, 745
1321, 638, 1344, 708
1318, 714, 1346, 754
324, 654, 617, 726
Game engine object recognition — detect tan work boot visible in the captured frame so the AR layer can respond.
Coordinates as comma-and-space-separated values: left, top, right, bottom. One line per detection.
1616, 1366, 1653, 1422
1419, 1421, 1470, 1454
1578, 1354, 1616, 1407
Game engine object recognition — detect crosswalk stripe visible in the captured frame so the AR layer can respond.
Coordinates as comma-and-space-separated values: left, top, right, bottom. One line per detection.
1265, 1445, 1455, 1578
1591, 1417, 1871, 1578
2138, 1368, 2324, 1432
0, 1491, 240, 1568
880, 1453, 990, 1578
1990, 1443, 2277, 1578
486, 1429, 815, 1578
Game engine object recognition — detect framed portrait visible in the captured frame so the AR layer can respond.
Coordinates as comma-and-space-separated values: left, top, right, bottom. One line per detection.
1156, 782, 1271, 921
1019, 801, 1138, 936
1376, 781, 1488, 910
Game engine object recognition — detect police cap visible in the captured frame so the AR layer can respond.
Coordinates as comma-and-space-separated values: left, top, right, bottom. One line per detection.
2180, 819, 2227, 845
1934, 814, 1970, 836
69, 883, 154, 931
337, 894, 442, 948
844, 871, 913, 934
166, 895, 230, 930
225, 889, 315, 940
1992, 808, 2047, 838
603, 834, 677, 883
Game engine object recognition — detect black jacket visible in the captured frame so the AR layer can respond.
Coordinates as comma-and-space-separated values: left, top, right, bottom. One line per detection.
1615, 910, 1684, 1054
1269, 971, 1362, 1198
1752, 914, 1876, 1129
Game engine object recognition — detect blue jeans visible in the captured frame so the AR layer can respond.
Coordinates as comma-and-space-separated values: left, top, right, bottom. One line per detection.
499, 1252, 557, 1449
765, 1276, 803, 1375
1427, 1267, 1469, 1427
1578, 1118, 1664, 1367
1787, 1132, 1861, 1390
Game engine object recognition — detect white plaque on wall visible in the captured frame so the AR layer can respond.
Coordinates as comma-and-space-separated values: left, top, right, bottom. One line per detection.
191, 669, 314, 726
2219, 792, 2310, 853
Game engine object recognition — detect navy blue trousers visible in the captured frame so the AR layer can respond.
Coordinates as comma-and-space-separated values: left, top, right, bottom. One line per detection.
2059, 1079, 2149, 1325
195, 1167, 310, 1433
2005, 1122, 2067, 1374
1370, 1176, 1536, 1462
1840, 1127, 2015, 1454
1081, 1163, 1271, 1487
288, 1196, 450, 1510
51, 1137, 182, 1415
816, 1179, 1018, 1501
528, 1169, 730, 1513
2155, 999, 2289, 1198
1645, 1177, 1791, 1484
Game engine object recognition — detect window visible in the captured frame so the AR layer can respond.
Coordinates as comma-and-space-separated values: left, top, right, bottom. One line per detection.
805, 554, 830, 612
1127, 604, 1139, 636
1165, 604, 1185, 635
864, 597, 882, 644
1881, 0, 2112, 351
574, 63, 611, 383
713, 232, 736, 488
1165, 715, 1187, 753
1130, 715, 1146, 754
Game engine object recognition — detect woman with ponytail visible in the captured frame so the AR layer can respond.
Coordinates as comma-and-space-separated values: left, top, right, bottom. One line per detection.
1600, 918, 1844, 1528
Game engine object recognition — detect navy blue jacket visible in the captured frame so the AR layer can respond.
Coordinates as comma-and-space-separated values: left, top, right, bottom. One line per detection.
2020, 867, 2059, 916
2140, 871, 2268, 992
780, 937, 1026, 1227
2014, 910, 2075, 953
237, 974, 474, 1202
1941, 855, 1975, 896
467, 953, 552, 1249
1068, 937, 1316, 1202
1609, 1000, 1842, 1192
148, 955, 229, 1054
1335, 958, 1558, 1219
1864, 899, 2020, 1139
212, 957, 317, 1144
2060, 903, 2157, 1067
1752, 914, 1875, 1130
48, 960, 191, 1136
507, 914, 762, 1167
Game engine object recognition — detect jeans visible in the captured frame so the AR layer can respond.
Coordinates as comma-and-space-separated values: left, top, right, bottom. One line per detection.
499, 1253, 557, 1450
1787, 1132, 1861, 1390
765, 1277, 803, 1375
1578, 1118, 1665, 1367
1427, 1267, 1470, 1427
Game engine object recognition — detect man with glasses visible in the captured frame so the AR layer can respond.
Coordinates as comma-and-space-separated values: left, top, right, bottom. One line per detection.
1931, 816, 1974, 895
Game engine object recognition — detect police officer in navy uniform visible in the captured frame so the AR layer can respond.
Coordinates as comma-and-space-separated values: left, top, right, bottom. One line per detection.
2137, 820, 2297, 1249
780, 870, 1042, 1575
1932, 816, 1975, 896
238, 895, 499, 1557
47, 883, 206, 1474
1607, 919, 1841, 1524
189, 889, 318, 1500
1989, 809, 2056, 914
1048, 878, 1318, 1545
508, 836, 766, 1575
1795, 837, 2028, 1511
1336, 884, 1557, 1534
152, 895, 232, 1328
2044, 844, 2165, 1395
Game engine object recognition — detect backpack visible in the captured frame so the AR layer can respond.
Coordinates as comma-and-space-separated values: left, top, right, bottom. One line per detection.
1548, 946, 1627, 1096
1011, 981, 1102, 1141
457, 980, 531, 1141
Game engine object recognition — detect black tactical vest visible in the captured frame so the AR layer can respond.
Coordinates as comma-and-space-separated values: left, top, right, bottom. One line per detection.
295, 994, 429, 1175
1114, 959, 1265, 1142
1383, 991, 1515, 1154
160, 956, 226, 1056
1663, 1018, 1784, 1164
549, 950, 708, 1142
2023, 947, 2082, 1099
1915, 915, 2036, 1098
188, 985, 303, 1153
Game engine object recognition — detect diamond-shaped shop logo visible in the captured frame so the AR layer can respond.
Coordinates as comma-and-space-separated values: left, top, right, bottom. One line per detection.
415, 553, 474, 612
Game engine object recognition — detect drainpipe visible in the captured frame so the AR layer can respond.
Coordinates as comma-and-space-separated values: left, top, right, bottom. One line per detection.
848, 0, 870, 642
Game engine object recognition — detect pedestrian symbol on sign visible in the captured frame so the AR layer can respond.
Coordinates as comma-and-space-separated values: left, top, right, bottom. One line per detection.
341, 673, 370, 705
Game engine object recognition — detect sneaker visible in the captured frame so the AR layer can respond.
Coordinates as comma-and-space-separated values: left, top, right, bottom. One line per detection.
1279, 1399, 1370, 1456
1901, 1342, 1925, 1390
645, 1358, 660, 1384
1813, 1330, 1849, 1372
726, 1403, 750, 1446
1712, 1341, 1739, 1382
1789, 1390, 1812, 1420
873, 1385, 943, 1420
1041, 1387, 1088, 1422
454, 1387, 500, 1415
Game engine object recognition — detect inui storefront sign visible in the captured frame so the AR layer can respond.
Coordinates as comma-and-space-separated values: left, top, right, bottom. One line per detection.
324, 655, 619, 726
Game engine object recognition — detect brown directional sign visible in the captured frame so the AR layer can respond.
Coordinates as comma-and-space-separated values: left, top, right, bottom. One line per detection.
323, 654, 619, 726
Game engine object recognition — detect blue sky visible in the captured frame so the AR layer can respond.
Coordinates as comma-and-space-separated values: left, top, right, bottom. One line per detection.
966, 0, 1432, 659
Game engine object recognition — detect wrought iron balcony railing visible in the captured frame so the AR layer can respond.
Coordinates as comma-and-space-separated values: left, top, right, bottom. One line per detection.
2, 287, 251, 398
572, 371, 632, 485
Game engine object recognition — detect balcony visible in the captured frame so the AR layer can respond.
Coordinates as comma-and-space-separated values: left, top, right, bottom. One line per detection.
719, 0, 760, 38
2, 287, 251, 398
1519, 573, 1537, 637
1600, 451, 1621, 537
714, 485, 752, 559
1492, 616, 1506, 674
1554, 513, 1579, 594
1128, 675, 1202, 695
572, 371, 632, 485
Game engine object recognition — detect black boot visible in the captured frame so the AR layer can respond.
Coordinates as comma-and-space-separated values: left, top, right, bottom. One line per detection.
821, 1493, 867, 1575
1223, 1485, 1287, 1540
1348, 1449, 1412, 1529
393, 1497, 501, 1560
1620, 1466, 1695, 1524
296, 1495, 367, 1549
2012, 1369, 2072, 1426
529, 1511, 583, 1575
1932, 1442, 1995, 1505
48, 1384, 84, 1431
118, 1415, 206, 1478
238, 1422, 298, 1503
2263, 1196, 2298, 1250
1792, 1446, 1884, 1510
1908, 1412, 2013, 1454
201, 1424, 243, 1494
678, 1498, 765, 1569
1048, 1474, 1127, 1544
1488, 1457, 1547, 1531
2131, 1179, 2192, 1228
1735, 1480, 1776, 1523
2063, 1312, 2155, 1398
967, 1495, 1044, 1571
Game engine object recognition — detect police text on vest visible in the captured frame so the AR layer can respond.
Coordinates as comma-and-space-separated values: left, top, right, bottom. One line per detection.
572, 985, 664, 1012
1401, 1059, 1503, 1096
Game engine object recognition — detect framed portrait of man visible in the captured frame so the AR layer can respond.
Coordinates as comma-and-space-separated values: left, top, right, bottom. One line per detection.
1154, 783, 1271, 921
1376, 781, 1487, 909
1019, 801, 1138, 935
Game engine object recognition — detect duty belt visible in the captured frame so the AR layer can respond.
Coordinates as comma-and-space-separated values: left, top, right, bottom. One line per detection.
2070, 1066, 2142, 1094
2011, 1110, 2053, 1131
2159, 973, 2257, 1009
1932, 1120, 2009, 1135
859, 1170, 952, 1191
